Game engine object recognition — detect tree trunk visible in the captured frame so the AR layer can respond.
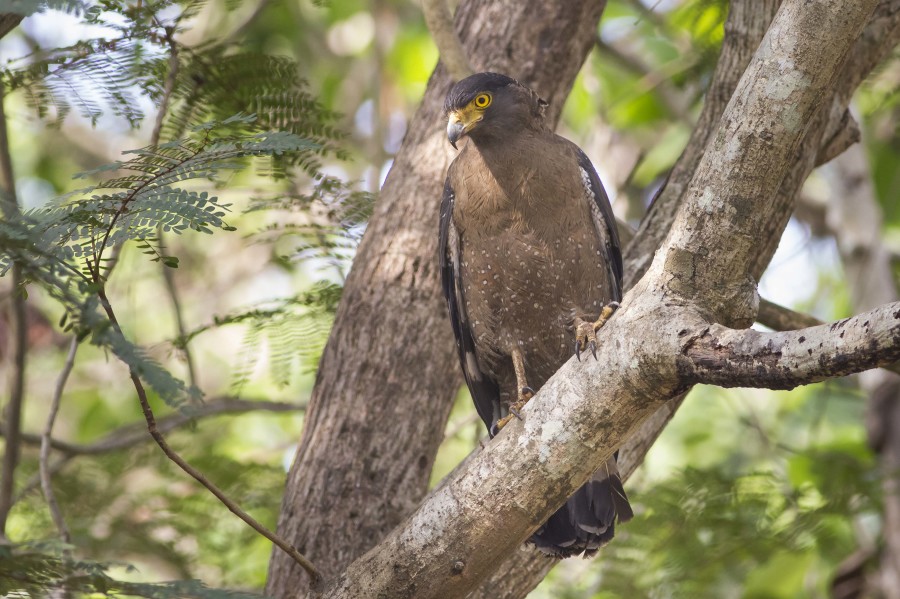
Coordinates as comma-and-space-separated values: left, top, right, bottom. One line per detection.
265, 1, 608, 595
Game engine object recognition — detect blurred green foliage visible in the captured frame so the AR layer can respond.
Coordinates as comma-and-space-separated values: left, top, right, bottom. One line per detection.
0, 0, 898, 597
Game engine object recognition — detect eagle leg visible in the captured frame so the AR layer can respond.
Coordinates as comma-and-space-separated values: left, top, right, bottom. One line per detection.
574, 301, 620, 361
494, 348, 534, 431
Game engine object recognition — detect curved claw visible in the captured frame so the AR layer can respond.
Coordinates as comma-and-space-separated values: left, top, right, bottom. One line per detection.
575, 340, 582, 362
589, 340, 597, 360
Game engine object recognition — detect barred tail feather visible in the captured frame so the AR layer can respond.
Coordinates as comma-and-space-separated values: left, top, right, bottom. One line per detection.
529, 456, 632, 558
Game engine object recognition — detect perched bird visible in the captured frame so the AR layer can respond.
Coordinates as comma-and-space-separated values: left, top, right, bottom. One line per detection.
439, 72, 633, 557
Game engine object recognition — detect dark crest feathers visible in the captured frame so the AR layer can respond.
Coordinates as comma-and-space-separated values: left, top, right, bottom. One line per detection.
444, 72, 518, 113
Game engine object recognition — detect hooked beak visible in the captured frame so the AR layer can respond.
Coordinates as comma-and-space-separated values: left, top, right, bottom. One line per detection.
447, 119, 465, 150
446, 109, 480, 150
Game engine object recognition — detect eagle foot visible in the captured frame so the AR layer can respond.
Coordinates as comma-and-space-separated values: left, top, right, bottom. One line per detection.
574, 302, 620, 361
494, 386, 534, 432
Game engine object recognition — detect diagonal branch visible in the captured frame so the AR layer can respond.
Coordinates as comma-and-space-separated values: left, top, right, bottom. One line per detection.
422, 0, 472, 82
95, 288, 322, 584
757, 297, 823, 331
680, 302, 900, 389
622, 0, 782, 289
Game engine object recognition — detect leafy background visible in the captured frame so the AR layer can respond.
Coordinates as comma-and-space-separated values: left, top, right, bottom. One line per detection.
0, 0, 897, 597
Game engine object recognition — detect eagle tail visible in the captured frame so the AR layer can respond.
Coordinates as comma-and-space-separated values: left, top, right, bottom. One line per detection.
529, 455, 633, 558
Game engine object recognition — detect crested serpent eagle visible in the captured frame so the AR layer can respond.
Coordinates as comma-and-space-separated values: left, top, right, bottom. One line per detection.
439, 72, 633, 557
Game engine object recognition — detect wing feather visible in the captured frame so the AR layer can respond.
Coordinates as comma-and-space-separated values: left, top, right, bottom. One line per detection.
574, 149, 623, 301
439, 177, 501, 433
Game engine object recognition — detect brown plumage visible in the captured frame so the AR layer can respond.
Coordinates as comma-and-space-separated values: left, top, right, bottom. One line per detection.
439, 72, 633, 557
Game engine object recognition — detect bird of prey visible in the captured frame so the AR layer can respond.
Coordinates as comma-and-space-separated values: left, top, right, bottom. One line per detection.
439, 72, 633, 557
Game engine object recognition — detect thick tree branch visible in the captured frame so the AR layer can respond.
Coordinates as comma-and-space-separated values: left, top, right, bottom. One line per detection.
622, 0, 781, 290
680, 302, 900, 389
757, 299, 900, 378
747, 0, 900, 279
322, 1, 879, 596
649, 0, 877, 323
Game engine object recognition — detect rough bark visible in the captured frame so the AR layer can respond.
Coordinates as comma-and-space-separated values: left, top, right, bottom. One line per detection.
265, 1, 608, 595
322, 1, 880, 597
679, 304, 900, 389
747, 0, 900, 280
622, 0, 781, 290
625, 0, 900, 286
0, 14, 22, 41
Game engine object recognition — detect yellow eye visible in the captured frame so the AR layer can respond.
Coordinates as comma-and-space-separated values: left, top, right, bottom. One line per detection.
473, 93, 491, 108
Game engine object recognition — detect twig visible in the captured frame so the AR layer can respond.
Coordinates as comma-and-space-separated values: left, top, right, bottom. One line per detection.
757, 297, 824, 330
626, 0, 691, 54
422, 0, 472, 81
40, 338, 77, 544
0, 76, 27, 538
9, 397, 304, 504
108, 288, 321, 582
148, 25, 200, 385
150, 25, 179, 149
93, 140, 205, 281
442, 412, 480, 443
7, 397, 305, 456
100, 24, 178, 283
595, 38, 693, 122
159, 254, 198, 386
151, 33, 202, 386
